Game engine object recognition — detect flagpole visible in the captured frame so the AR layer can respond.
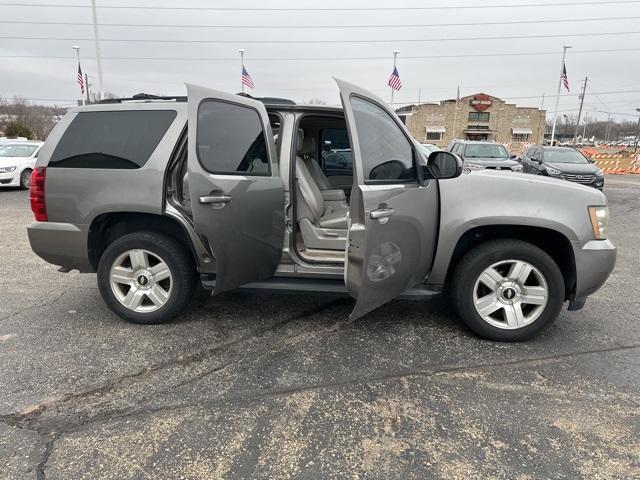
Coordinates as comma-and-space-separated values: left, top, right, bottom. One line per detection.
72, 45, 84, 106
391, 50, 399, 104
550, 45, 572, 146
452, 85, 460, 143
238, 49, 245, 94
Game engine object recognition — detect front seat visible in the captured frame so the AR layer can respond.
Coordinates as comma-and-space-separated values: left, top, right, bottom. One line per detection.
300, 135, 348, 208
295, 134, 349, 249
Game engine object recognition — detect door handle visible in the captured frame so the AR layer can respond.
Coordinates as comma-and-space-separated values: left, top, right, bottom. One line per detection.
370, 207, 395, 219
199, 194, 232, 204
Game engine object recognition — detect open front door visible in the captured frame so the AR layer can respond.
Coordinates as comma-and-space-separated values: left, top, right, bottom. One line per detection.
336, 79, 440, 319
187, 84, 285, 294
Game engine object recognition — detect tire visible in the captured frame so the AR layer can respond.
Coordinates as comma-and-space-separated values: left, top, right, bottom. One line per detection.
450, 239, 564, 342
19, 169, 32, 190
97, 231, 196, 324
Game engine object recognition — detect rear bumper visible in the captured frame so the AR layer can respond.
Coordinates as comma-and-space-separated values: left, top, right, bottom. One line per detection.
572, 239, 616, 299
27, 221, 93, 272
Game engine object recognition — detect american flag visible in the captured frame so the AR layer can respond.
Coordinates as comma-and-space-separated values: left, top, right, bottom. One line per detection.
388, 66, 402, 91
76, 62, 85, 94
241, 66, 254, 89
561, 62, 569, 92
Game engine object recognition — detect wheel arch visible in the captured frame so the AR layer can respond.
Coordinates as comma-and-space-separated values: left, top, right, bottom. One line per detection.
87, 212, 198, 272
442, 225, 577, 301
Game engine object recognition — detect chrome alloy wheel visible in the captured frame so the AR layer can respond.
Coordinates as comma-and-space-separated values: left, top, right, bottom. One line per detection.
109, 249, 173, 313
472, 259, 548, 329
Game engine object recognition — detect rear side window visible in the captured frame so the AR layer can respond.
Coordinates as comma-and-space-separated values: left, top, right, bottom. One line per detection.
196, 100, 270, 176
350, 96, 416, 183
320, 128, 352, 171
49, 110, 176, 169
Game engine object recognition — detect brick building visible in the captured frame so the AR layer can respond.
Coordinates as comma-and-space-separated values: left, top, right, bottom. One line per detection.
397, 93, 546, 151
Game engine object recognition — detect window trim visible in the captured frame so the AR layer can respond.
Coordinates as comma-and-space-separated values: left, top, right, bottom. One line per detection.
195, 98, 273, 177
349, 93, 421, 186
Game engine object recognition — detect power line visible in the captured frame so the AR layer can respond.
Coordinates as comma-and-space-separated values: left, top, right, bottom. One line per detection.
0, 0, 638, 9
1, 16, 639, 29
2, 30, 640, 44
2, 47, 640, 62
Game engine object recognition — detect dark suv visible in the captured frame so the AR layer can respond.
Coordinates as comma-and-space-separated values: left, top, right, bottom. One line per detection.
520, 146, 604, 190
448, 140, 523, 172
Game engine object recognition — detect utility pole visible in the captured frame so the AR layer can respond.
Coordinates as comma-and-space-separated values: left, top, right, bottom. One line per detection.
573, 76, 588, 144
84, 73, 91, 104
605, 114, 612, 142
91, 0, 104, 100
238, 49, 245, 93
391, 50, 399, 104
540, 92, 545, 109
550, 45, 572, 146
418, 88, 421, 104
72, 46, 84, 106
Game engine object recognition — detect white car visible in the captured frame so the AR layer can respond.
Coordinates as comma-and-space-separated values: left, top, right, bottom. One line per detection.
0, 141, 43, 189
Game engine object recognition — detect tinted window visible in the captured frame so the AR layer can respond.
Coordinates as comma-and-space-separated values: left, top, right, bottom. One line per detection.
464, 144, 509, 159
350, 96, 416, 182
197, 100, 270, 175
49, 110, 176, 169
320, 128, 351, 171
544, 149, 589, 164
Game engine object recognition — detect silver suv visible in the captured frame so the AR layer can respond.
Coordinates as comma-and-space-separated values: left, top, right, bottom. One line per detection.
27, 81, 616, 341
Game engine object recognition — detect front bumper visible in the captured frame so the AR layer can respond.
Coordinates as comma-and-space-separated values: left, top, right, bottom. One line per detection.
572, 239, 616, 300
0, 170, 20, 187
27, 221, 93, 272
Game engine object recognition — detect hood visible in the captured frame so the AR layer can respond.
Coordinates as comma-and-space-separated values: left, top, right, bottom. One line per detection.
544, 162, 599, 174
463, 158, 521, 169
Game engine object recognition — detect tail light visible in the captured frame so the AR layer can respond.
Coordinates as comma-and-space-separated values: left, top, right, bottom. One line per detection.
29, 167, 47, 221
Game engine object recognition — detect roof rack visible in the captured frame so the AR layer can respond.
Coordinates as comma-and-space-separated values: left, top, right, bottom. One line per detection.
96, 92, 296, 106
97, 93, 187, 104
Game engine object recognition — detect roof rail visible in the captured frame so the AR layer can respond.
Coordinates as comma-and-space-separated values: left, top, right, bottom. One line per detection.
97, 93, 187, 104
95, 92, 296, 106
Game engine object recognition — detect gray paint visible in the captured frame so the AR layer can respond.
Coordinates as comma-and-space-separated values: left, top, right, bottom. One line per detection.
336, 78, 439, 319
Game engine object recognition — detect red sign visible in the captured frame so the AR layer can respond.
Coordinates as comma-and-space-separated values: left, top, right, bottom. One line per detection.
470, 94, 492, 112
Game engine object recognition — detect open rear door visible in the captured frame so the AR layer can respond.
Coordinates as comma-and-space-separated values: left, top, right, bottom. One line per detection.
336, 79, 440, 319
187, 84, 285, 294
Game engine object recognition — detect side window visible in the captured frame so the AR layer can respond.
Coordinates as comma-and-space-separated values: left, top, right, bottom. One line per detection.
320, 128, 352, 171
350, 96, 416, 183
197, 100, 270, 176
49, 110, 177, 169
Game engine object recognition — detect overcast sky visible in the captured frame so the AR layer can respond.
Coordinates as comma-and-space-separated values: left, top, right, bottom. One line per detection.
1, 0, 639, 122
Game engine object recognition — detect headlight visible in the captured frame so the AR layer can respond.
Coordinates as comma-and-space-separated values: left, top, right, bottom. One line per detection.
465, 163, 486, 170
511, 164, 523, 172
0, 166, 16, 173
595, 169, 604, 177
588, 206, 609, 240
545, 166, 562, 176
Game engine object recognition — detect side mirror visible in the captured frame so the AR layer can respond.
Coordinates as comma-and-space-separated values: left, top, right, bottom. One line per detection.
587, 157, 595, 164
510, 154, 519, 160
426, 151, 463, 180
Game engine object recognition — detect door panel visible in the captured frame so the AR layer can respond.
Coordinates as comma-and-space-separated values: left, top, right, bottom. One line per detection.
187, 84, 285, 294
335, 79, 440, 320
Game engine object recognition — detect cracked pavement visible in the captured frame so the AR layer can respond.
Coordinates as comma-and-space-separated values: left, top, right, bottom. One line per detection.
1, 177, 639, 479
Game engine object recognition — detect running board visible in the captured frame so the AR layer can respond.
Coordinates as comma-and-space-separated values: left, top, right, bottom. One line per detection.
200, 276, 441, 299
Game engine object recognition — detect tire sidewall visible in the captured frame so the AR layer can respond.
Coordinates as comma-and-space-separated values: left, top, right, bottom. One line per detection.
20, 169, 32, 190
453, 240, 564, 341
97, 232, 194, 324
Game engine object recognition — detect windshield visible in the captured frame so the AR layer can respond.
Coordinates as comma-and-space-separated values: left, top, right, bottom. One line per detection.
464, 144, 509, 159
0, 145, 38, 157
545, 149, 589, 164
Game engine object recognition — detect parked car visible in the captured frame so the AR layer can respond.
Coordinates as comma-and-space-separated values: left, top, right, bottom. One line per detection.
0, 136, 28, 146
520, 146, 604, 190
418, 143, 440, 154
26, 81, 616, 341
0, 141, 43, 189
447, 140, 523, 172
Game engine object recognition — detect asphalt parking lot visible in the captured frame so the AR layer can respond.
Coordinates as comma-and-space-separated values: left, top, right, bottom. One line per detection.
1, 177, 639, 480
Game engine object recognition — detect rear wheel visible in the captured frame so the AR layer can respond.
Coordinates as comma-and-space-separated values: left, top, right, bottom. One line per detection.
97, 231, 196, 324
19, 169, 32, 189
451, 239, 564, 341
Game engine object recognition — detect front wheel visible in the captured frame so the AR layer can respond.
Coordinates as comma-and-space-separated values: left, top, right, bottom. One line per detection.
20, 169, 32, 189
97, 231, 196, 324
450, 239, 565, 341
